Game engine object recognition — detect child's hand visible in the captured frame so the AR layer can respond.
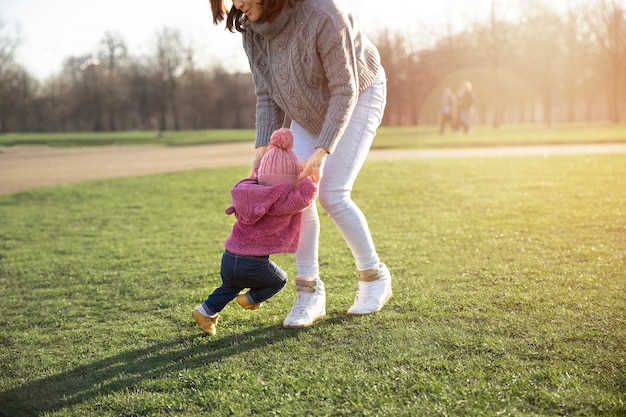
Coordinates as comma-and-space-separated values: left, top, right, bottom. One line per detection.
299, 148, 328, 182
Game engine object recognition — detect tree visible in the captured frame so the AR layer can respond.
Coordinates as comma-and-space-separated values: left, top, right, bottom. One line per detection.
587, 0, 626, 122
4, 0, 625, 131
475, 0, 517, 127
516, 1, 566, 125
126, 58, 159, 130
375, 29, 421, 125
561, 8, 590, 121
99, 32, 128, 130
0, 17, 32, 132
154, 27, 184, 131
60, 56, 105, 131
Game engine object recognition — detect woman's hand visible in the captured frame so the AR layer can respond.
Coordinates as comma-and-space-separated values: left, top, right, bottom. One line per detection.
250, 145, 268, 178
299, 148, 328, 183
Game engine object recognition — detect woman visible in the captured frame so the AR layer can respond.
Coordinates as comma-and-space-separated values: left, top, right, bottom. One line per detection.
209, 0, 392, 328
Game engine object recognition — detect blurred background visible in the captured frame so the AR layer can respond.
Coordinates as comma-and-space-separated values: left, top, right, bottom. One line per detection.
0, 0, 624, 132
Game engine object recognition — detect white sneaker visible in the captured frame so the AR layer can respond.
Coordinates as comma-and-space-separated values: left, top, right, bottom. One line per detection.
283, 277, 326, 328
347, 263, 392, 316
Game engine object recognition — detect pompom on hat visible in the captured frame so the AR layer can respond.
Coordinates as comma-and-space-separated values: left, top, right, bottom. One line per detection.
257, 128, 301, 187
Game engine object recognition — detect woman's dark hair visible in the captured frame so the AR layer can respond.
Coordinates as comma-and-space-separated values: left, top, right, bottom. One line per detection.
210, 0, 295, 33
210, 0, 228, 24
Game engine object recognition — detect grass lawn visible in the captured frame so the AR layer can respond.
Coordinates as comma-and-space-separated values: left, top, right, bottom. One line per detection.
0, 152, 624, 416
375, 122, 626, 148
1, 122, 625, 148
0, 129, 254, 147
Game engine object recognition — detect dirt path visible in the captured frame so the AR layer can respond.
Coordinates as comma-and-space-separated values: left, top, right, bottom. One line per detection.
2, 142, 626, 194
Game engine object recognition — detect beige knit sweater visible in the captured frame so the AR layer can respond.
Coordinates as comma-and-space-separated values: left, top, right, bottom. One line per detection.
243, 0, 382, 154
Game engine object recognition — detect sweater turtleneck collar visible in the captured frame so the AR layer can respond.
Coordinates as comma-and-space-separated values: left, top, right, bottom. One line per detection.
248, 6, 293, 40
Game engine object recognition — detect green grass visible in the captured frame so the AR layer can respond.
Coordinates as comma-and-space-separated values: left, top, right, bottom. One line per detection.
1, 155, 625, 416
0, 129, 255, 147
375, 122, 626, 148
1, 122, 625, 148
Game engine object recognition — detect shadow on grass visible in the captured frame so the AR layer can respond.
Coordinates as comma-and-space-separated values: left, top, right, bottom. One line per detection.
0, 313, 359, 416
0, 320, 319, 417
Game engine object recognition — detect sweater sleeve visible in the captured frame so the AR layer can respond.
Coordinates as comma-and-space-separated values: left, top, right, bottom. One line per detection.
267, 178, 318, 216
243, 33, 286, 148
255, 87, 286, 148
314, 14, 359, 154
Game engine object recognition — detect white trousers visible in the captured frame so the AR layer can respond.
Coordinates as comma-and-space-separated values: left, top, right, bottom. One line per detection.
291, 68, 387, 276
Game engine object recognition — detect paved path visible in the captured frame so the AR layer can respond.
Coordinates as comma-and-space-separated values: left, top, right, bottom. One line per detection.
1, 142, 625, 194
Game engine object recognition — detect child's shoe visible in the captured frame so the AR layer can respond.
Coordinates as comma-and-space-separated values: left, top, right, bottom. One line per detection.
347, 263, 392, 316
192, 307, 219, 336
236, 293, 261, 310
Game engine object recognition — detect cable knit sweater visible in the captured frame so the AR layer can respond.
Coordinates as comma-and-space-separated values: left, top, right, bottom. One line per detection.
243, 0, 382, 154
224, 177, 318, 256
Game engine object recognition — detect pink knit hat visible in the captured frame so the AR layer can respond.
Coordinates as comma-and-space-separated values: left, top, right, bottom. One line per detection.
258, 128, 300, 187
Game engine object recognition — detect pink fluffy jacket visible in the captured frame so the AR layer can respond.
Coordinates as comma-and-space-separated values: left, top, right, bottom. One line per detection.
224, 177, 318, 256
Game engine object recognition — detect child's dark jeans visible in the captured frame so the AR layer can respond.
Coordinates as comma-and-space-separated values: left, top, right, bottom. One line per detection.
203, 250, 288, 315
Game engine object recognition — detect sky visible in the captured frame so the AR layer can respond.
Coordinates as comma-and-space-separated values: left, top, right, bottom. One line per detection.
1, 0, 581, 81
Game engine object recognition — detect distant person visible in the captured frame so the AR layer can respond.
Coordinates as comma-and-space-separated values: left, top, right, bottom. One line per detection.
208, 0, 392, 329
192, 128, 318, 336
439, 86, 456, 134
457, 81, 476, 133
